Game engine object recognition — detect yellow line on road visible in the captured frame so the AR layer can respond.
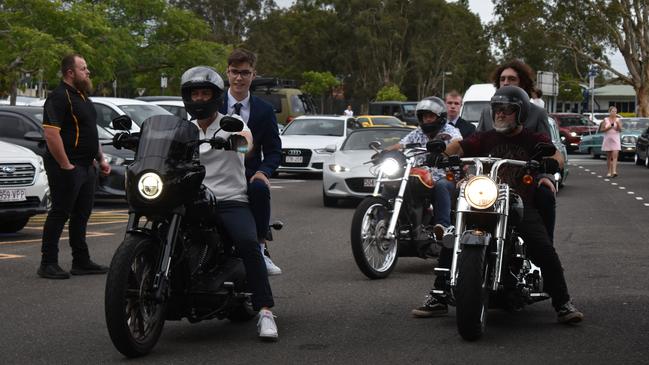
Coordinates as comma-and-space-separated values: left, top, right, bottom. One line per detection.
0, 231, 114, 246
0, 253, 25, 260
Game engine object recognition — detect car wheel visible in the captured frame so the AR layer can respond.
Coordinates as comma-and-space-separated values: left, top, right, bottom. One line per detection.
322, 188, 337, 207
591, 149, 600, 159
635, 153, 643, 165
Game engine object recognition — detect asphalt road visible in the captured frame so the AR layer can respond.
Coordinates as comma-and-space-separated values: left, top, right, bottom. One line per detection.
1, 155, 648, 364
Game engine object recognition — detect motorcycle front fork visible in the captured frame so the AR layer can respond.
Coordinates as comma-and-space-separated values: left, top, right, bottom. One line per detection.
385, 163, 413, 240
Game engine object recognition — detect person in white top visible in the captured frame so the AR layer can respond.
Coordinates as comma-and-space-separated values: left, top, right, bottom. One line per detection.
531, 87, 545, 108
343, 104, 354, 116
181, 66, 278, 340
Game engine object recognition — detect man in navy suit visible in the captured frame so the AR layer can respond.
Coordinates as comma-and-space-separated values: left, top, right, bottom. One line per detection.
220, 48, 283, 275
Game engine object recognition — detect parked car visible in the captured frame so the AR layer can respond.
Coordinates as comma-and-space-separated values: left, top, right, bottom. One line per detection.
368, 101, 418, 125
579, 118, 649, 159
549, 113, 598, 151
0, 105, 134, 199
322, 127, 411, 206
460, 83, 496, 127
634, 122, 649, 167
354, 115, 413, 128
0, 140, 50, 233
246, 77, 316, 126
547, 116, 569, 188
278, 115, 357, 174
135, 96, 191, 120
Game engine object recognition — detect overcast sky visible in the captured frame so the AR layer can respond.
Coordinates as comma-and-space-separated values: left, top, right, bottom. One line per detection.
274, 0, 628, 75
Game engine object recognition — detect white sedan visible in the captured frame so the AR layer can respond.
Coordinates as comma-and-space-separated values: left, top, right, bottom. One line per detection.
278, 115, 356, 174
322, 127, 412, 206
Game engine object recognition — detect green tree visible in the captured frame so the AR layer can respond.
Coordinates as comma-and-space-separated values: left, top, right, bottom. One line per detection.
301, 70, 341, 112
376, 84, 407, 101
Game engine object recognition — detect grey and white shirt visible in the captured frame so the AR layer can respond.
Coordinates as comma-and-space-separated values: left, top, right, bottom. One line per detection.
399, 123, 463, 181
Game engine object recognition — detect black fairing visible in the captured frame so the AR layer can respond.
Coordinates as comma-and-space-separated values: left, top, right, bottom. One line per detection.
126, 115, 205, 213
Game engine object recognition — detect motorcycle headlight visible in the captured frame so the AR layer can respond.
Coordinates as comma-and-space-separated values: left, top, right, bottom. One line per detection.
137, 172, 163, 200
464, 176, 498, 210
379, 158, 401, 177
328, 164, 349, 173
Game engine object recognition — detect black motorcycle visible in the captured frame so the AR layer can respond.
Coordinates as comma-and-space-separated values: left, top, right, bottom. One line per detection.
104, 114, 279, 357
350, 141, 459, 279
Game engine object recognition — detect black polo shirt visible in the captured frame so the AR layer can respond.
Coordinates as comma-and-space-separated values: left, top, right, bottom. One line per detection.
43, 81, 98, 166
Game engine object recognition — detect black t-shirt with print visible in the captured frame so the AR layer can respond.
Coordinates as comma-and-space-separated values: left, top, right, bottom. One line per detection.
43, 81, 98, 166
459, 128, 551, 205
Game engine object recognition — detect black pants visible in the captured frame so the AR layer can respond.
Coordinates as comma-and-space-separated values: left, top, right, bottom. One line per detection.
435, 207, 570, 310
247, 179, 271, 242
41, 158, 96, 265
215, 200, 274, 310
534, 185, 556, 243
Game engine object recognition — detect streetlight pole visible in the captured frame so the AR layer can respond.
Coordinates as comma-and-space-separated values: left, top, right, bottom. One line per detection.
441, 71, 452, 97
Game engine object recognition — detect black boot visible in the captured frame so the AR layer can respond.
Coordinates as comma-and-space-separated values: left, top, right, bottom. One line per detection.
70, 259, 108, 275
37, 263, 70, 279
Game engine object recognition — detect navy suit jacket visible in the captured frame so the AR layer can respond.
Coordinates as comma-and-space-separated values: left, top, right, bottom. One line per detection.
221, 93, 282, 179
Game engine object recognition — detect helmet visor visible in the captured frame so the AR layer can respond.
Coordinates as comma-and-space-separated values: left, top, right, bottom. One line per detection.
491, 102, 519, 116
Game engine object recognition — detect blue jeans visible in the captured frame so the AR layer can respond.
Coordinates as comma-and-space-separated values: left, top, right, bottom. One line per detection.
215, 200, 274, 310
432, 179, 455, 227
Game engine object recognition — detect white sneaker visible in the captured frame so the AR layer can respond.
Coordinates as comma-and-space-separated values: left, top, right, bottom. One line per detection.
264, 255, 283, 276
260, 244, 282, 276
257, 309, 278, 340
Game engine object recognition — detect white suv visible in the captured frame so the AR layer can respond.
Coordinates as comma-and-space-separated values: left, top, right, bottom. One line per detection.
0, 140, 50, 232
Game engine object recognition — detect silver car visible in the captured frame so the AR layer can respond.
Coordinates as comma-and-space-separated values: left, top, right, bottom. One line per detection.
548, 116, 569, 189
322, 127, 411, 206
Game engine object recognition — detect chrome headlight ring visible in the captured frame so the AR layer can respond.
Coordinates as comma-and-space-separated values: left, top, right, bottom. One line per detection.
137, 172, 163, 200
464, 176, 498, 210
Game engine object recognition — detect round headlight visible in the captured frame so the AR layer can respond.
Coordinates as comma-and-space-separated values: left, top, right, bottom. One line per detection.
380, 158, 401, 177
137, 172, 163, 200
464, 176, 498, 209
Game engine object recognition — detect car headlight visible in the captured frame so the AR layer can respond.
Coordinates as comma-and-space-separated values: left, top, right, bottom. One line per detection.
104, 153, 125, 166
379, 158, 401, 177
328, 164, 349, 173
314, 148, 334, 154
570, 132, 577, 137
137, 172, 163, 200
36, 156, 45, 172
464, 176, 498, 210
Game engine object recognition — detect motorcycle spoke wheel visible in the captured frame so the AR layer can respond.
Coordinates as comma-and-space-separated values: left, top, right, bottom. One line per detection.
351, 197, 399, 279
455, 245, 490, 341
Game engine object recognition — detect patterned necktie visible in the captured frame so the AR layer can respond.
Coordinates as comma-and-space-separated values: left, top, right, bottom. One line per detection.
233, 103, 243, 115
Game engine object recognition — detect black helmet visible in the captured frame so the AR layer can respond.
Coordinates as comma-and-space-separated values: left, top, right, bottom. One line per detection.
490, 85, 529, 125
181, 66, 225, 120
416, 96, 447, 136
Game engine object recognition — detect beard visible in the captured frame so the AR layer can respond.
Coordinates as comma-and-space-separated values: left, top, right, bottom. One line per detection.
493, 117, 517, 134
73, 76, 93, 94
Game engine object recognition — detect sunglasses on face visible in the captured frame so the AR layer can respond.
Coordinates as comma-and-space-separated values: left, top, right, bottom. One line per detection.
492, 103, 518, 115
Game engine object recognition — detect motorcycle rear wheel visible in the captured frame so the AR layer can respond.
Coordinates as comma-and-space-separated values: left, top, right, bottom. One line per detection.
105, 234, 167, 357
455, 245, 490, 341
351, 197, 399, 279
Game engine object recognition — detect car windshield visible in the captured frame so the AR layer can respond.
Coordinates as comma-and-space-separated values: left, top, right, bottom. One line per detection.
402, 103, 417, 118
369, 117, 403, 127
621, 118, 649, 131
559, 116, 594, 127
282, 118, 344, 136
461, 101, 489, 123
117, 104, 171, 126
342, 129, 410, 150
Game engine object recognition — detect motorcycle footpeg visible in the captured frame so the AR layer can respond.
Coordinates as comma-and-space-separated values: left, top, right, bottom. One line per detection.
433, 268, 450, 274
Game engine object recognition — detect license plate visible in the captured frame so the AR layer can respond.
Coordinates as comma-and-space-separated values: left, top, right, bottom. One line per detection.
0, 189, 26, 202
285, 156, 303, 163
363, 178, 376, 187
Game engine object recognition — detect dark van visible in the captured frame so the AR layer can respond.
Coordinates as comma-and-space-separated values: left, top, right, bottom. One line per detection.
368, 101, 418, 125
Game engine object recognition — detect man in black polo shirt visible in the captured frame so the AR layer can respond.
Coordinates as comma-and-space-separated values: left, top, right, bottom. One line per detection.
38, 53, 111, 279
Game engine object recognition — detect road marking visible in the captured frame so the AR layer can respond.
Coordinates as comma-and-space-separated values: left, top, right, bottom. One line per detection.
604, 178, 610, 182
637, 197, 644, 200
597, 175, 603, 178
619, 186, 626, 190
645, 203, 649, 207
0, 231, 114, 246
628, 191, 635, 194
270, 186, 284, 189
611, 182, 618, 185
0, 253, 25, 260
584, 168, 590, 171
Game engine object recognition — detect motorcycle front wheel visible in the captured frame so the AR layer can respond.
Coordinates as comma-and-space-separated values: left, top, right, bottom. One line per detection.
105, 233, 167, 357
351, 197, 399, 279
455, 245, 490, 341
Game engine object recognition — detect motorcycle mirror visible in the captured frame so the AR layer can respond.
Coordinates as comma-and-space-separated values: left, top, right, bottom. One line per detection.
426, 140, 446, 154
112, 115, 133, 131
368, 141, 382, 151
220, 115, 244, 133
